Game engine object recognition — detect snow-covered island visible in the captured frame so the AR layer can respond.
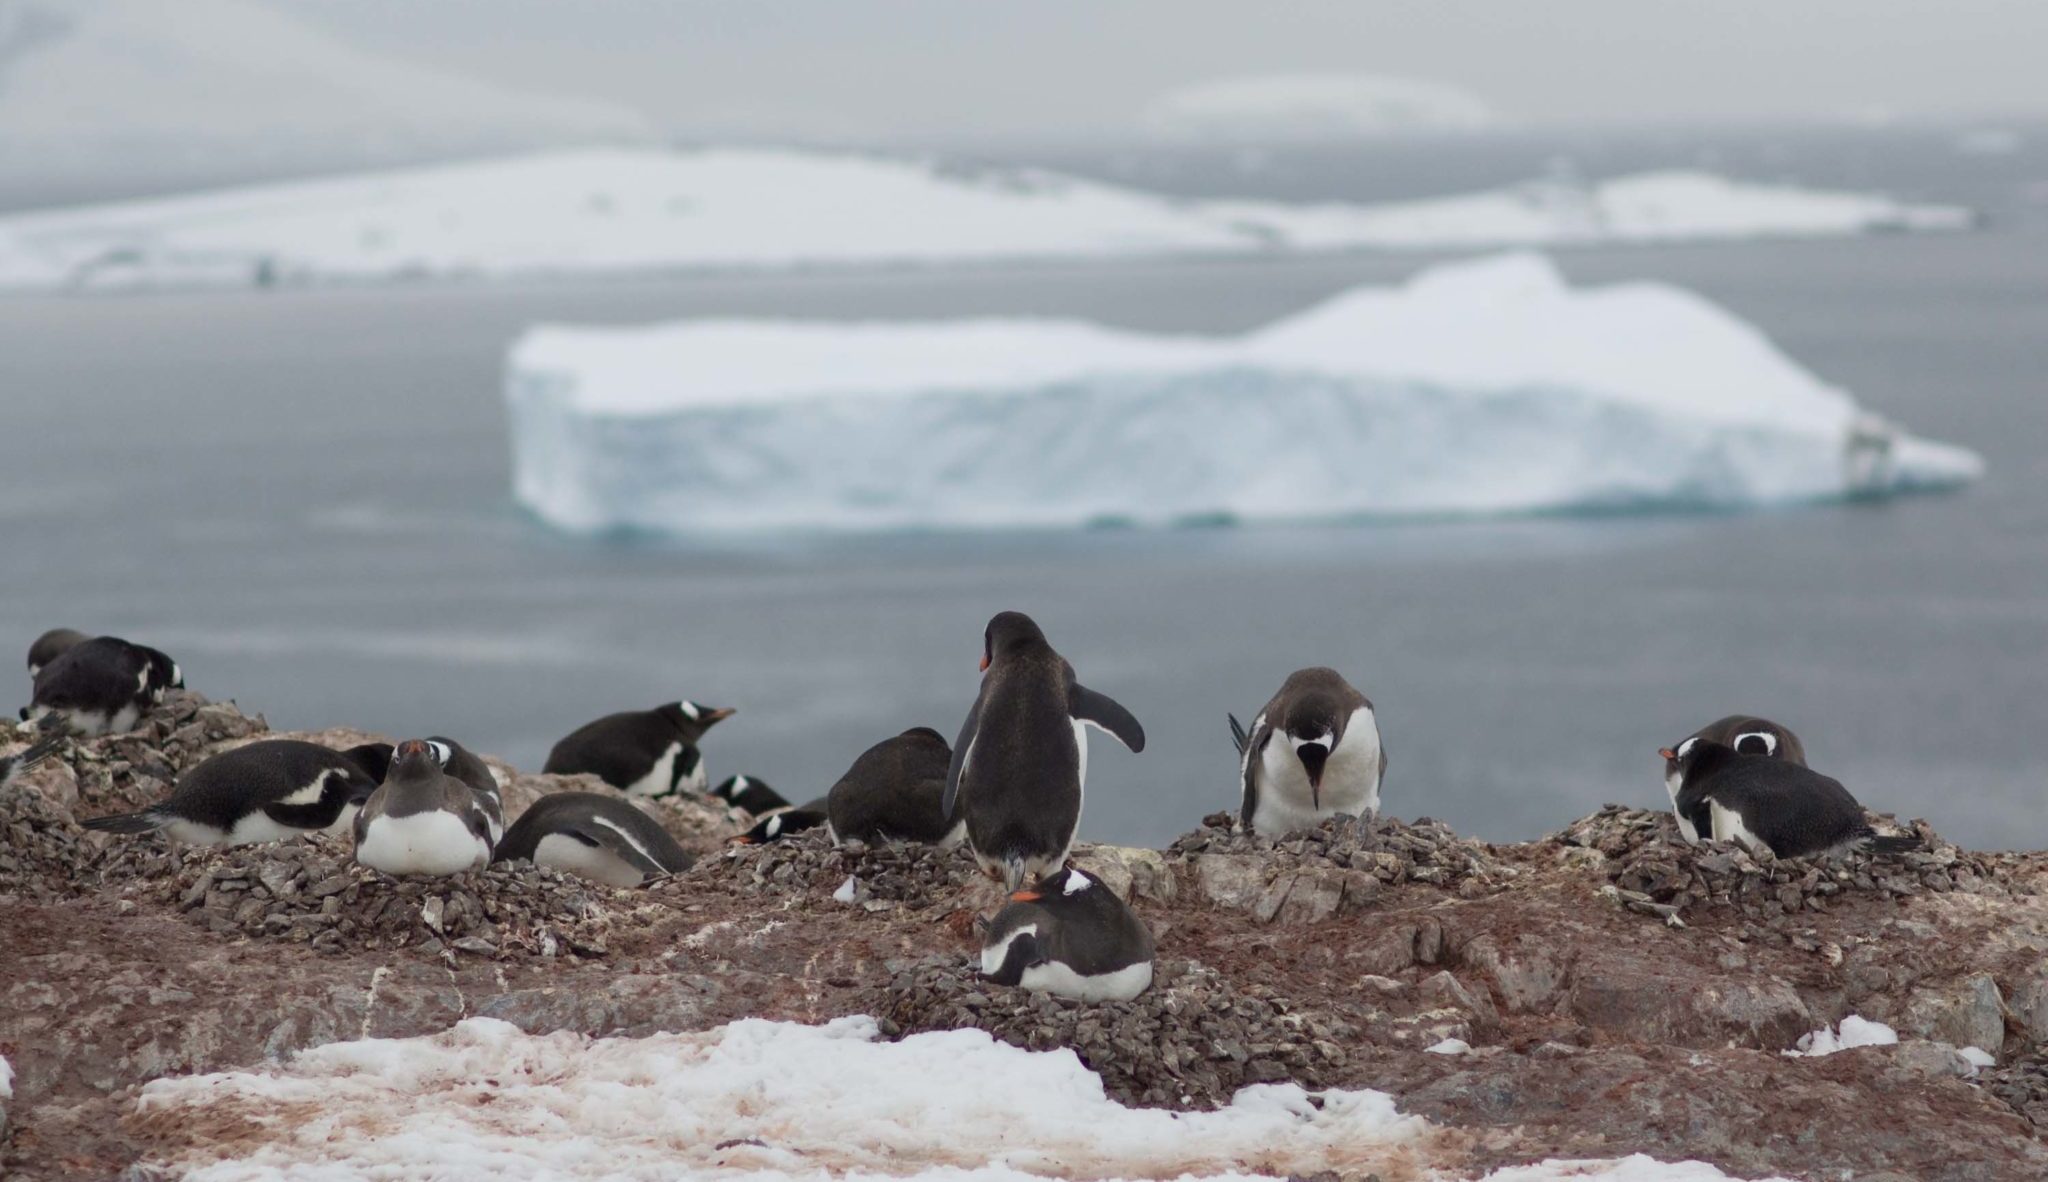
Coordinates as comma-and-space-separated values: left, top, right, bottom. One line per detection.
1140, 72, 1498, 140
505, 254, 1982, 536
0, 147, 1973, 293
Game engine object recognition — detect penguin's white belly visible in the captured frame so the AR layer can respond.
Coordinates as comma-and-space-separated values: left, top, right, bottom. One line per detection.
356, 812, 489, 876
1019, 958, 1154, 1003
676, 757, 708, 796
1251, 710, 1381, 835
624, 743, 682, 798
532, 832, 647, 888
1666, 771, 1702, 842
1710, 802, 1769, 856
29, 705, 120, 737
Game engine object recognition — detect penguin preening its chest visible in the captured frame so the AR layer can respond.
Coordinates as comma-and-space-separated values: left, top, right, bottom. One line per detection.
730, 798, 829, 844
81, 739, 384, 845
1660, 739, 1918, 860
826, 726, 961, 846
980, 867, 1155, 1002
944, 611, 1145, 892
0, 733, 64, 791
495, 792, 694, 888
544, 701, 734, 798
26, 628, 87, 679
1230, 667, 1384, 836
1661, 716, 1808, 842
22, 635, 182, 737
710, 774, 789, 816
353, 739, 498, 876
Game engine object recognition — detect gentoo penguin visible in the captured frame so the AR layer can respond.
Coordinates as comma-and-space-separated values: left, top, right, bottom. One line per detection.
494, 792, 695, 887
980, 867, 1155, 1002
424, 734, 505, 842
543, 701, 735, 798
353, 739, 497, 876
0, 733, 64, 790
1660, 738, 1919, 859
1229, 667, 1384, 836
26, 628, 86, 679
22, 635, 182, 736
1662, 716, 1807, 842
730, 799, 829, 845
81, 739, 380, 845
709, 774, 789, 816
944, 612, 1145, 891
826, 726, 962, 846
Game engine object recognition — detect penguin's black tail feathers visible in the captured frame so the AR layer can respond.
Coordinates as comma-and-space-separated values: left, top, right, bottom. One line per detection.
1227, 713, 1249, 756
82, 808, 169, 835
1863, 833, 1924, 855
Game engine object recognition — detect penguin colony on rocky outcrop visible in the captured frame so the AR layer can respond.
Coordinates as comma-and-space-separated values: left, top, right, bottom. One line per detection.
7, 618, 1921, 1002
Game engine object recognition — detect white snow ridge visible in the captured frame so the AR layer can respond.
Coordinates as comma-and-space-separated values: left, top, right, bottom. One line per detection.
506, 253, 1982, 535
126, 1016, 1787, 1182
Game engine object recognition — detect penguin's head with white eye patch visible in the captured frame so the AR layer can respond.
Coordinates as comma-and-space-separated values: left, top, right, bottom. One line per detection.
390, 739, 442, 776
1733, 731, 1779, 757
980, 611, 1048, 673
727, 807, 824, 846
667, 700, 734, 738
1658, 735, 1738, 782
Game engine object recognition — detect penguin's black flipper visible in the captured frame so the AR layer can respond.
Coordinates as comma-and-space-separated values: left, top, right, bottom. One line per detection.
82, 808, 169, 835
1070, 684, 1145, 753
943, 683, 988, 822
561, 821, 666, 877
1227, 713, 1249, 755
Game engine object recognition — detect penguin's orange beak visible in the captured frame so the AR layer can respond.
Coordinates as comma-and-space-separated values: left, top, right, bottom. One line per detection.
704, 707, 736, 722
979, 653, 990, 672
1658, 748, 1677, 761
1009, 889, 1042, 902
727, 834, 756, 845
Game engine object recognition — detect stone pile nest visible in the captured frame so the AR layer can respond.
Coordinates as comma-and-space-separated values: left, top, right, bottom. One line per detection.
70, 691, 271, 816
1168, 811, 1510, 892
0, 765, 98, 900
1556, 806, 2020, 923
106, 836, 614, 960
686, 828, 982, 910
877, 958, 1353, 1109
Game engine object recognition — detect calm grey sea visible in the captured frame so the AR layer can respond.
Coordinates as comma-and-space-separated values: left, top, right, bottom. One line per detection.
1, 128, 2044, 849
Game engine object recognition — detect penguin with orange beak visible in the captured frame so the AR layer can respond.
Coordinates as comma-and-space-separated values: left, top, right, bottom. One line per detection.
944, 612, 1145, 892
980, 867, 1154, 1002
1230, 667, 1383, 836
1659, 716, 1807, 842
544, 700, 735, 798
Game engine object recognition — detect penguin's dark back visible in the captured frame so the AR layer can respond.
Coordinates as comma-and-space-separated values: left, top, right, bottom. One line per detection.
965, 654, 1082, 854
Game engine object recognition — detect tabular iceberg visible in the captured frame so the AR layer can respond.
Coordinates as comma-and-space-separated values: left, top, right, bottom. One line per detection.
505, 254, 1982, 535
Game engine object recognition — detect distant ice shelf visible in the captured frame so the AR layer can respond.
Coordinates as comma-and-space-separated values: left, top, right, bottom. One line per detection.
0, 147, 1974, 293
505, 253, 1983, 535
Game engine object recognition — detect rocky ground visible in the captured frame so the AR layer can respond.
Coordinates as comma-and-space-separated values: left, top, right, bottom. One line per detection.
7, 697, 2048, 1180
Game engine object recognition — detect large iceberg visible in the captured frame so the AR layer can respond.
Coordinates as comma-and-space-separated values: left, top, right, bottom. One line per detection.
0, 147, 1972, 293
506, 254, 1982, 535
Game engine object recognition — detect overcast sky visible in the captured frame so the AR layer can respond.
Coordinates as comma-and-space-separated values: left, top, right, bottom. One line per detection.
290, 0, 2048, 142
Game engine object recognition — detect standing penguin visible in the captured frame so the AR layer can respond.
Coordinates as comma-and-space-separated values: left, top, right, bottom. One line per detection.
494, 792, 695, 887
0, 733, 64, 790
353, 739, 498, 876
943, 612, 1145, 891
980, 867, 1155, 1002
826, 726, 960, 846
23, 635, 182, 736
26, 629, 87, 679
1230, 667, 1384, 836
1660, 738, 1918, 859
544, 701, 734, 798
709, 775, 789, 816
1661, 716, 1807, 842
81, 739, 381, 845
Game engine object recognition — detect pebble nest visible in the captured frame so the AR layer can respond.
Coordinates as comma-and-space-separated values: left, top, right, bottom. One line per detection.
102, 835, 614, 960
680, 827, 983, 910
876, 958, 1353, 1109
1983, 1049, 2048, 1132
1556, 805, 2021, 923
1167, 811, 1510, 893
0, 765, 95, 900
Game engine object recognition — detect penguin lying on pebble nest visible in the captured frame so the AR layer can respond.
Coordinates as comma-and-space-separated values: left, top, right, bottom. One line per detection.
980, 866, 1155, 1002
82, 739, 387, 845
495, 791, 694, 887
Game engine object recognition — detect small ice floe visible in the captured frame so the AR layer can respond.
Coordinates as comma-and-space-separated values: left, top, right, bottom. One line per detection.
1785, 1015, 1899, 1057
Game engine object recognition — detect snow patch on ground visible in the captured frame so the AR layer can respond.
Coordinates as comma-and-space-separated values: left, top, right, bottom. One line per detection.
1960, 1046, 1997, 1070
1786, 1016, 1900, 1057
128, 1016, 1784, 1182
1425, 1038, 1472, 1055
505, 253, 1982, 534
0, 1050, 12, 1099
0, 148, 1971, 293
